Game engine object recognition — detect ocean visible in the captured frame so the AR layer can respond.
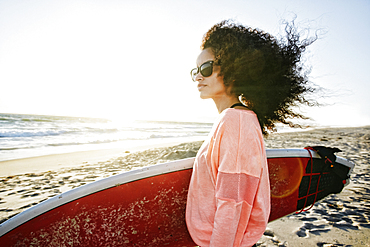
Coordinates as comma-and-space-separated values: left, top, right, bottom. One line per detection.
0, 113, 212, 162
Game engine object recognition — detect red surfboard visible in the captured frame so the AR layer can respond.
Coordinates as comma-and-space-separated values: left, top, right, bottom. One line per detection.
0, 149, 354, 246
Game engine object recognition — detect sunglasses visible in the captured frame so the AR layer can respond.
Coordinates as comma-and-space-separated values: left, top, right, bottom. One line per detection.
190, 61, 214, 81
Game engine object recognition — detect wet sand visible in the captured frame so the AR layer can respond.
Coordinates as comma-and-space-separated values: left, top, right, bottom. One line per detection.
1, 126, 369, 246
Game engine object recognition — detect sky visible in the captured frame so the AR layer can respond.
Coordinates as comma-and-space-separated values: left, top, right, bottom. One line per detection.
0, 0, 369, 127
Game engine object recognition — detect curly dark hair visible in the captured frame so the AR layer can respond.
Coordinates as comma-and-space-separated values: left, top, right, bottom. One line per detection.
201, 20, 317, 135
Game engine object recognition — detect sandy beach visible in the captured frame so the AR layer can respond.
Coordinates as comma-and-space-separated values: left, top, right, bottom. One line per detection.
262, 127, 370, 246
1, 126, 369, 246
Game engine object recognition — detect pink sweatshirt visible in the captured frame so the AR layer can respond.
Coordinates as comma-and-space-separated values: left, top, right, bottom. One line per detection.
186, 109, 270, 247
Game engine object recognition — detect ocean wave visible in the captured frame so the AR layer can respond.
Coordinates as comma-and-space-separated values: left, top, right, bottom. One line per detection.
46, 139, 120, 147
148, 133, 197, 139
45, 137, 147, 147
84, 127, 120, 134
149, 134, 173, 139
0, 145, 39, 151
0, 130, 66, 138
0, 127, 121, 138
0, 147, 25, 151
21, 118, 52, 122
0, 117, 12, 121
0, 113, 212, 161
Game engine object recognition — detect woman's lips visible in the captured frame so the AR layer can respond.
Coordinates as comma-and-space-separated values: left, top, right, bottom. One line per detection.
197, 84, 206, 90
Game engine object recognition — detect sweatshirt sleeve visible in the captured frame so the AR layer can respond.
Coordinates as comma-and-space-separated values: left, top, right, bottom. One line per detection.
209, 111, 265, 247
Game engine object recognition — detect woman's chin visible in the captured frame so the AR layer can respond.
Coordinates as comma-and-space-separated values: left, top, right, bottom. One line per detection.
199, 94, 210, 99
199, 90, 211, 99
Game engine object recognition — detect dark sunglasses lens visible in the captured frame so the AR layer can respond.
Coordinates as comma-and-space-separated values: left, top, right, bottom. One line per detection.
200, 62, 213, 77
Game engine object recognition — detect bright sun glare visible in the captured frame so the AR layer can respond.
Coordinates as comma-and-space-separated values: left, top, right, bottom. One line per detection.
1, 1, 206, 122
1, 0, 369, 126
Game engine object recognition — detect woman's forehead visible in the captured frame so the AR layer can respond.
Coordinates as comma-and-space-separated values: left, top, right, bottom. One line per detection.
196, 48, 214, 66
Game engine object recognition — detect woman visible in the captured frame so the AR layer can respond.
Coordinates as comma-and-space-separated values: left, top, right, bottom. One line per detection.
186, 20, 316, 247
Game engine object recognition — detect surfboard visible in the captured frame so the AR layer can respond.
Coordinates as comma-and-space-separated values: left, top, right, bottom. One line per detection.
0, 148, 354, 246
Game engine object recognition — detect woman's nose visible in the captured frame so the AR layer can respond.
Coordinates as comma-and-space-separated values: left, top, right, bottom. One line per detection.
195, 71, 203, 81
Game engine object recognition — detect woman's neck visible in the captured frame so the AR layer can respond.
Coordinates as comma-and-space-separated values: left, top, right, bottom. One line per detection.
213, 95, 241, 113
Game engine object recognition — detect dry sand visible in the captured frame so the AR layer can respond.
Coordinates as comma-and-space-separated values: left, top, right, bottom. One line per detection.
261, 126, 370, 247
0, 126, 369, 246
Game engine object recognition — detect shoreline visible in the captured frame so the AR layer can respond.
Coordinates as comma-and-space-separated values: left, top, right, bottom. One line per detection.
0, 126, 369, 246
0, 148, 130, 177
0, 137, 205, 177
